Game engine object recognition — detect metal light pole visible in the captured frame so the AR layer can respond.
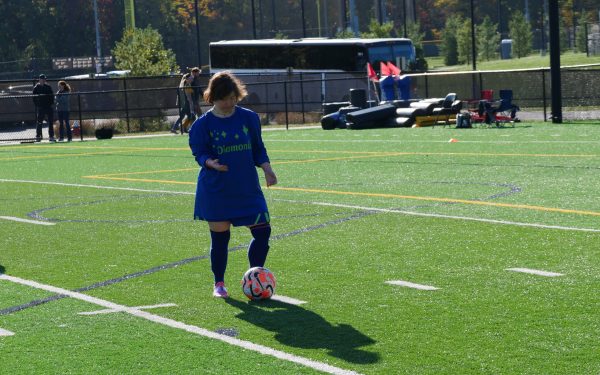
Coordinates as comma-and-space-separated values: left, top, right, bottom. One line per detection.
93, 0, 102, 74
301, 0, 307, 37
470, 0, 476, 71
251, 0, 257, 39
271, 0, 277, 36
548, 0, 562, 123
194, 0, 201, 67
403, 0, 407, 37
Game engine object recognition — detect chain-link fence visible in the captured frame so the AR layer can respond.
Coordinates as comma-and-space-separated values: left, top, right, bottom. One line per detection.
1, 68, 599, 142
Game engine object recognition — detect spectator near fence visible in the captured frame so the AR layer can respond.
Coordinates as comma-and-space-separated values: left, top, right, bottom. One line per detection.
171, 73, 195, 133
190, 67, 203, 115
55, 80, 72, 142
32, 74, 56, 142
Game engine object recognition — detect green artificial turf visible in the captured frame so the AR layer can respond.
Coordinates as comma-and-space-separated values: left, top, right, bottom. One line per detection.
1, 122, 599, 374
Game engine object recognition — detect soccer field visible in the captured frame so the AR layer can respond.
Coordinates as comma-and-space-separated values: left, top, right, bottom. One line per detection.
1, 123, 599, 374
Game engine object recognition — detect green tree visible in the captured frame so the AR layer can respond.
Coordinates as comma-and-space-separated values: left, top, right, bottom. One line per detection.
508, 11, 532, 58
441, 15, 462, 66
407, 22, 428, 71
360, 19, 394, 38
477, 16, 500, 61
575, 11, 593, 53
112, 27, 178, 76
457, 20, 473, 65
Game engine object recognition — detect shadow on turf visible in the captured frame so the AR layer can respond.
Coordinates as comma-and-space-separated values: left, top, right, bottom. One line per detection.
225, 298, 379, 364
0, 265, 4, 274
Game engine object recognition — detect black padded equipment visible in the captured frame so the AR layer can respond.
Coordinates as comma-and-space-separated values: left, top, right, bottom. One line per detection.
349, 89, 367, 108
322, 101, 350, 115
345, 104, 397, 130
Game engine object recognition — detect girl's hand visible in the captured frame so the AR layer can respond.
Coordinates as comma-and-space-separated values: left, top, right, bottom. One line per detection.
206, 158, 228, 172
260, 162, 277, 187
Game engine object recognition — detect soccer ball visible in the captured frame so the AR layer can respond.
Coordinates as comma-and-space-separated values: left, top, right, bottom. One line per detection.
241, 267, 276, 300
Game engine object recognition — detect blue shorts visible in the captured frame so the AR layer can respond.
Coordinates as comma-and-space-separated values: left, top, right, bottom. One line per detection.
230, 212, 270, 227
196, 211, 270, 227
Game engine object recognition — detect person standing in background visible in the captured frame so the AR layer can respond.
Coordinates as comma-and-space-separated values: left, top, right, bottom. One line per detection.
55, 80, 72, 142
32, 74, 55, 142
190, 67, 203, 115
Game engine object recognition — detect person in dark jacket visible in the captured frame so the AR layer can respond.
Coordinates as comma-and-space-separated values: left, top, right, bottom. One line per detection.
32, 74, 55, 142
55, 80, 72, 142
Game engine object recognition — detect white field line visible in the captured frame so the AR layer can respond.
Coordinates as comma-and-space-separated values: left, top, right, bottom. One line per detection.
270, 295, 307, 305
506, 268, 564, 277
385, 280, 439, 291
78, 303, 177, 316
1, 178, 599, 233
0, 216, 56, 226
266, 139, 600, 145
278, 199, 600, 233
0, 328, 15, 336
0, 178, 195, 196
0, 274, 361, 375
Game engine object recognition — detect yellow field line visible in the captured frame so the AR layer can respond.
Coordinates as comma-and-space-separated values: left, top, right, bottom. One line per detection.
1, 146, 598, 162
268, 186, 600, 217
82, 170, 600, 217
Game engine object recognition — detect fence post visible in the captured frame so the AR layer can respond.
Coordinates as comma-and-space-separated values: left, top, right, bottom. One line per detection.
424, 73, 429, 98
300, 72, 305, 124
123, 78, 130, 133
541, 69, 547, 122
584, 23, 589, 57
77, 93, 84, 141
284, 81, 289, 129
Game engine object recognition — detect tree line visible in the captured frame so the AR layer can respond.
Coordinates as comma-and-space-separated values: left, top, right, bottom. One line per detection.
0, 0, 597, 74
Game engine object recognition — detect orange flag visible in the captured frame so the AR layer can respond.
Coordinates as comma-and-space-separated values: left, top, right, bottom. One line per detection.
367, 62, 379, 82
386, 61, 401, 76
380, 61, 392, 77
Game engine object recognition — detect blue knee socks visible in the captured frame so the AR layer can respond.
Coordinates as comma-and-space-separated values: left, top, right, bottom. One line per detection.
210, 230, 230, 283
248, 224, 271, 267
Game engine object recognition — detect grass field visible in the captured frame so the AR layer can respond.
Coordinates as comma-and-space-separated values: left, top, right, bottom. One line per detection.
1, 122, 599, 374
427, 51, 600, 71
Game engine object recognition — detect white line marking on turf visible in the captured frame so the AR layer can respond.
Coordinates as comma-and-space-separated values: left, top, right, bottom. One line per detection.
0, 216, 55, 226
78, 303, 178, 315
506, 268, 564, 277
0, 328, 15, 336
2, 179, 599, 233
0, 274, 361, 375
276, 198, 600, 233
385, 280, 439, 290
0, 178, 194, 196
270, 295, 306, 305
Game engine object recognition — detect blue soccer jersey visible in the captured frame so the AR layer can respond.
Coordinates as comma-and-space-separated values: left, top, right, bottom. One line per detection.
189, 106, 270, 224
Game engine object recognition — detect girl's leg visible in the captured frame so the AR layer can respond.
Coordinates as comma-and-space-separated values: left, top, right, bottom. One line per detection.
58, 112, 65, 140
208, 221, 231, 283
247, 223, 271, 268
65, 112, 72, 141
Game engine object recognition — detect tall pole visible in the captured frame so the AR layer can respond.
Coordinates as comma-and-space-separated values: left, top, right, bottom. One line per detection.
301, 0, 307, 37
323, 0, 329, 36
317, 0, 322, 36
194, 0, 201, 67
402, 0, 407, 37
271, 0, 277, 36
548, 0, 562, 123
251, 0, 257, 38
340, 0, 347, 31
93, 0, 102, 74
470, 0, 476, 71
